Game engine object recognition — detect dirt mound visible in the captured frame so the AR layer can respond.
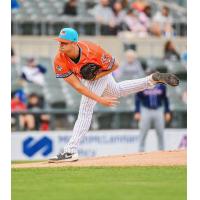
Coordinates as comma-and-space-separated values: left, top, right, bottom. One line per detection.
12, 150, 186, 169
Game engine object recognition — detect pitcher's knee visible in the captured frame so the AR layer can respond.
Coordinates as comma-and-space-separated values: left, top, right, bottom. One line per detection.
78, 109, 93, 117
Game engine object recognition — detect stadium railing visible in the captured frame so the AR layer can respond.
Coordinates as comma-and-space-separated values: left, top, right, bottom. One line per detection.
11, 16, 186, 36
12, 107, 187, 131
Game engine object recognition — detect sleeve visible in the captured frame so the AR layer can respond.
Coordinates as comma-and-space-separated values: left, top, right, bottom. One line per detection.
21, 72, 32, 83
53, 59, 73, 78
162, 85, 170, 113
21, 72, 27, 80
135, 92, 142, 113
96, 46, 115, 71
37, 65, 47, 74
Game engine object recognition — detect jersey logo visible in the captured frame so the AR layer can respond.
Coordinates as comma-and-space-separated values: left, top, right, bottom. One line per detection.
60, 30, 66, 35
101, 54, 111, 64
56, 66, 63, 71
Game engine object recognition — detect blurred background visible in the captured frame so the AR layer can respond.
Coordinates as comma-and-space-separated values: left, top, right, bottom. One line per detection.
11, 0, 187, 160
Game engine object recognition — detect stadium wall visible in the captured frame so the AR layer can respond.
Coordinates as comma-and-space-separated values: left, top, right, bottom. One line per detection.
12, 36, 186, 61
12, 129, 187, 161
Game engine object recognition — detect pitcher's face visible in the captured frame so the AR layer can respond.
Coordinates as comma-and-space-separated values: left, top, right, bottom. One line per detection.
59, 42, 74, 53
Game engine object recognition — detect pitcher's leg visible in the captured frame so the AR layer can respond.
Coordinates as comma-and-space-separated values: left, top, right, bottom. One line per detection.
64, 76, 110, 154
103, 74, 154, 98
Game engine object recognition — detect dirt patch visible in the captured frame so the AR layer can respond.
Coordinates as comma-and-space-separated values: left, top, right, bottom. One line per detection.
12, 150, 186, 169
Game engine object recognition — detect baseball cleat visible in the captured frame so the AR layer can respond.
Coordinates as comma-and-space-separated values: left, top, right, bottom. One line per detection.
48, 152, 79, 163
152, 72, 180, 86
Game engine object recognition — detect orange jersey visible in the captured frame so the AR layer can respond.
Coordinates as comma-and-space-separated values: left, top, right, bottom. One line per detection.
53, 41, 115, 79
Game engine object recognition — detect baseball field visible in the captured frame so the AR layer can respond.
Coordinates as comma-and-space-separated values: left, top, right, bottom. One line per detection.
12, 150, 187, 200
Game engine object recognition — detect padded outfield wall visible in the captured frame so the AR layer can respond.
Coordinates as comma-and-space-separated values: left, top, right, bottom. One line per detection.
12, 129, 187, 161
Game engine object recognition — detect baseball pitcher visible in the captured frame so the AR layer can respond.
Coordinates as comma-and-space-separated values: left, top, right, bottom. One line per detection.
49, 28, 179, 162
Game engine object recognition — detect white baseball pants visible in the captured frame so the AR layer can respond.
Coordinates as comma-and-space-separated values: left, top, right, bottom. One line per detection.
64, 74, 154, 154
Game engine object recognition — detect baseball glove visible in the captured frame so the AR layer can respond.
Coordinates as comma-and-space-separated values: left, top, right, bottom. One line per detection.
80, 63, 101, 80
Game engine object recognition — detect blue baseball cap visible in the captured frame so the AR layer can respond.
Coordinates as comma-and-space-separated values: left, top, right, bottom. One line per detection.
55, 28, 78, 43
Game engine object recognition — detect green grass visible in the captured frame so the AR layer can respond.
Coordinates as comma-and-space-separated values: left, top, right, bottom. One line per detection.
12, 166, 186, 200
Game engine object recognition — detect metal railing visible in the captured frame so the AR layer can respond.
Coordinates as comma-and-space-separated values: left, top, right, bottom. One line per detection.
11, 15, 186, 36
12, 108, 187, 131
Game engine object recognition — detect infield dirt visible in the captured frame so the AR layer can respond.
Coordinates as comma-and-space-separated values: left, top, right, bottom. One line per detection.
12, 149, 186, 169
